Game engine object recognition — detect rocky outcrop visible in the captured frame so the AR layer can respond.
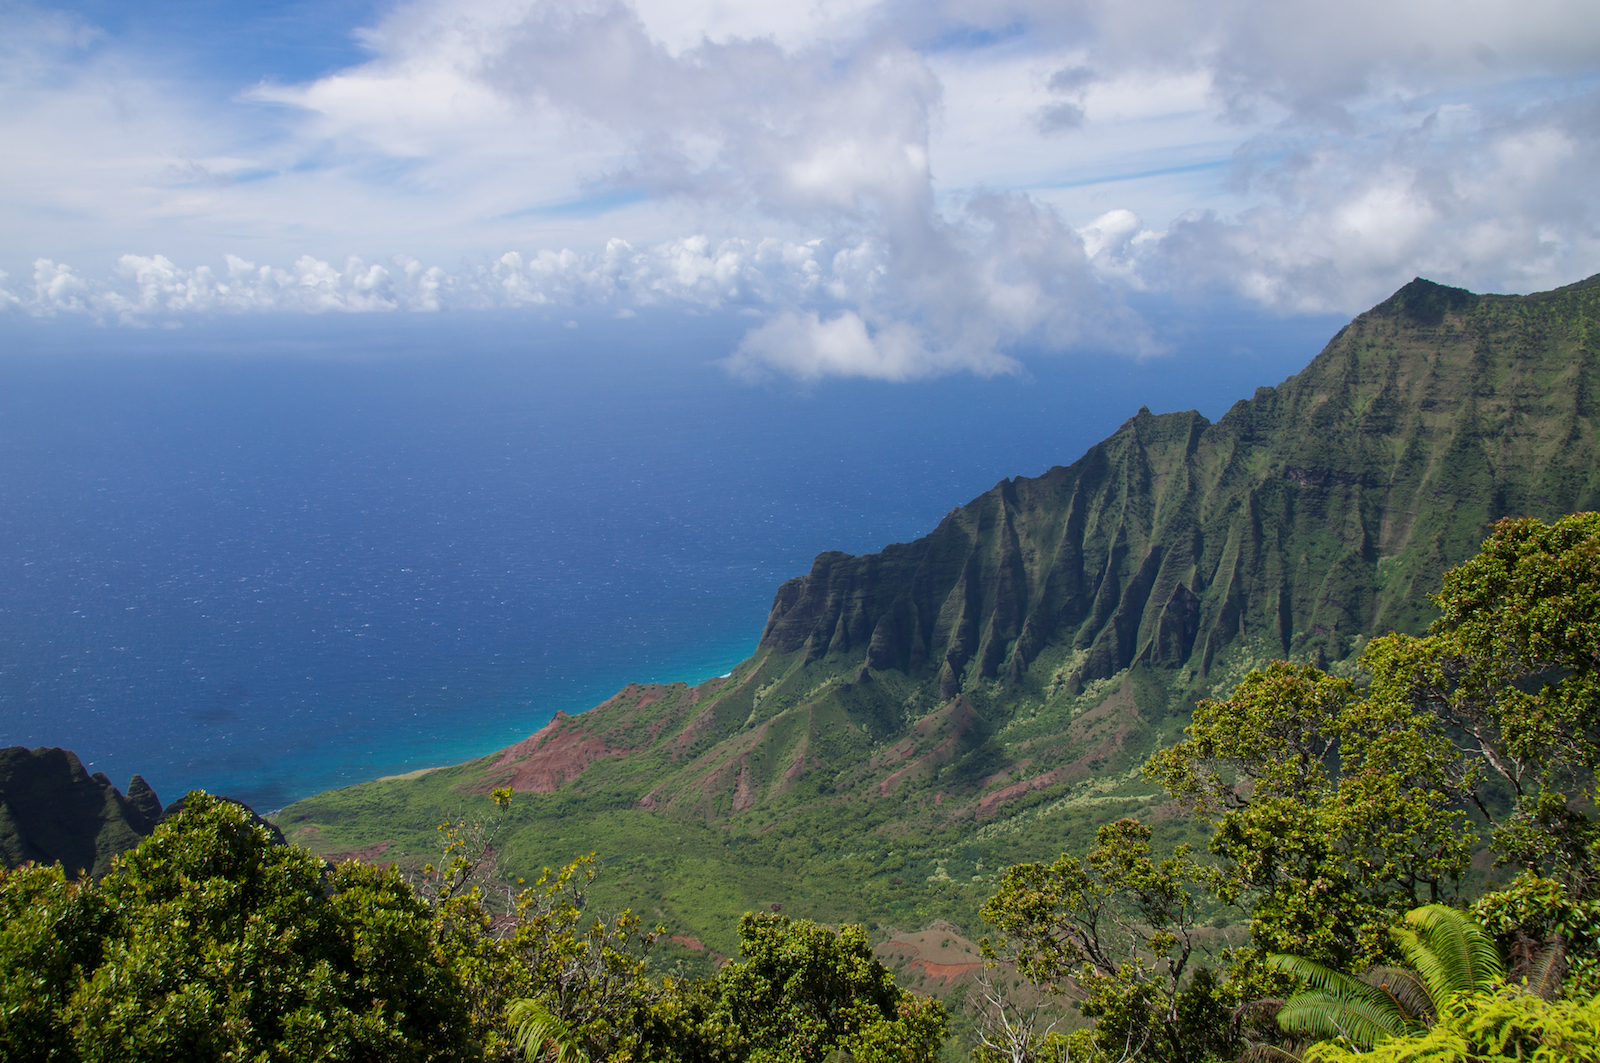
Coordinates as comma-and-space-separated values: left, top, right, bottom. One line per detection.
0, 746, 162, 878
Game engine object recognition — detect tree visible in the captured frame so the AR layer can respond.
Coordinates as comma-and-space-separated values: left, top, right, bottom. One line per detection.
1361, 513, 1600, 895
0, 861, 113, 1062
1, 791, 478, 1062
1145, 662, 1471, 970
965, 958, 1068, 1063
1471, 871, 1600, 997
498, 854, 663, 1063
708, 913, 947, 1063
980, 818, 1231, 1063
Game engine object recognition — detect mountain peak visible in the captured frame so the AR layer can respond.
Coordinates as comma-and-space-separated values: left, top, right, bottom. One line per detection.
1372, 276, 1481, 326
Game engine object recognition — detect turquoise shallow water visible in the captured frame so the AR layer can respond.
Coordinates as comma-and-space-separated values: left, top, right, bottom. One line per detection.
0, 305, 1343, 810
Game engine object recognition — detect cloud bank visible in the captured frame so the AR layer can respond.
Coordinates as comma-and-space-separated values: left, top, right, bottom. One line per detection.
3, 0, 1597, 378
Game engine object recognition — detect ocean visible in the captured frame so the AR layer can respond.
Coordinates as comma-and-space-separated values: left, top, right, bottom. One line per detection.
0, 304, 1343, 810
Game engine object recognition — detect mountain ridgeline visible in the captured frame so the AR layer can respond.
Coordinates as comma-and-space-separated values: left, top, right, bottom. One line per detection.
763, 274, 1600, 694
279, 273, 1600, 951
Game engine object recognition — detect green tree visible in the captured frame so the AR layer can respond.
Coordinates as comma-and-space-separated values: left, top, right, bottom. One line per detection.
1361, 512, 1600, 896
1471, 871, 1600, 997
980, 818, 1230, 1063
0, 862, 113, 1062
498, 854, 663, 1062
1145, 661, 1471, 970
709, 912, 947, 1063
67, 792, 475, 1062
0, 791, 479, 1062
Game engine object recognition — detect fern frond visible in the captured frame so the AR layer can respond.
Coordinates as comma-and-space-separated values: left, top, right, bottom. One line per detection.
1394, 904, 1502, 1001
506, 999, 589, 1063
1363, 966, 1434, 1025
1275, 990, 1420, 1048
1521, 936, 1567, 1001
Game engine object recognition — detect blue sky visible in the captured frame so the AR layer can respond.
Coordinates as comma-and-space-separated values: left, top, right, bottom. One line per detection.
4, 0, 1598, 380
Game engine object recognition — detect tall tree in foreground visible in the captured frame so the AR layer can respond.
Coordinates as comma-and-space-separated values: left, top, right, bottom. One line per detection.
1362, 512, 1600, 896
1144, 661, 1470, 971
980, 819, 1233, 1063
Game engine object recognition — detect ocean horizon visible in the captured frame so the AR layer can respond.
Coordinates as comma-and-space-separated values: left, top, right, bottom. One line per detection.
0, 304, 1344, 810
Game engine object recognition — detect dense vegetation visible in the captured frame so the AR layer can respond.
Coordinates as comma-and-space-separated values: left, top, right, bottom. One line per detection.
6, 513, 1600, 1061
973, 512, 1600, 1061
0, 790, 949, 1062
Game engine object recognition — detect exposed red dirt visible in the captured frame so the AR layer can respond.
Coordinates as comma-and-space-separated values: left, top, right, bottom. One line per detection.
671, 706, 720, 761
878, 698, 976, 796
971, 678, 1143, 817
479, 712, 638, 793
732, 760, 757, 812
875, 924, 984, 986
977, 768, 1065, 817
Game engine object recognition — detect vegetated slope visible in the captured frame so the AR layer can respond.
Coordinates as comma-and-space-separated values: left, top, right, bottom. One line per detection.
0, 746, 163, 877
278, 274, 1600, 955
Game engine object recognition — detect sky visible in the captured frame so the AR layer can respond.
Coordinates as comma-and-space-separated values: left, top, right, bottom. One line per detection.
2, 0, 1599, 381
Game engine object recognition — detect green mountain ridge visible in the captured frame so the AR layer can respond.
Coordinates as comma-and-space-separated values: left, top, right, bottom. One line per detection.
0, 746, 163, 877
271, 272, 1600, 952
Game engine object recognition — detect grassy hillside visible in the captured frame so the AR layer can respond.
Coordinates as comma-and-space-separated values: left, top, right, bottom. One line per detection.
277, 273, 1600, 959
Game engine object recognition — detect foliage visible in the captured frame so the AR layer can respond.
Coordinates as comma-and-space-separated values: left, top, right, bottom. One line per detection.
1472, 871, 1600, 998
1145, 661, 1470, 970
709, 913, 948, 1063
0, 791, 478, 1062
1269, 905, 1504, 1050
508, 998, 589, 1063
1362, 512, 1600, 895
980, 818, 1231, 1063
0, 862, 113, 1063
500, 854, 662, 1062
1302, 988, 1600, 1063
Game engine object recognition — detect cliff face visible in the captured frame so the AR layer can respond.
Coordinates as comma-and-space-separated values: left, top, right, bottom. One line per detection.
0, 747, 162, 878
424, 274, 1600, 827
759, 275, 1600, 699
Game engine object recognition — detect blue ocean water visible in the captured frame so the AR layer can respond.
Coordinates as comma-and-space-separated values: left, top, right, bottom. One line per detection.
0, 305, 1344, 810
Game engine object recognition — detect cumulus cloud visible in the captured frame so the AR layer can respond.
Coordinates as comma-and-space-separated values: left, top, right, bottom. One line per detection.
1136, 91, 1600, 310
4, 0, 1598, 378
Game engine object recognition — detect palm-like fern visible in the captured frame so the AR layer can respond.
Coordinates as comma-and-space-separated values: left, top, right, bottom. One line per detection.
1268, 904, 1505, 1051
506, 999, 589, 1063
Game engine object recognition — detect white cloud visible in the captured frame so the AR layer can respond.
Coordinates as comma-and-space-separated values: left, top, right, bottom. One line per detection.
3, 0, 1598, 378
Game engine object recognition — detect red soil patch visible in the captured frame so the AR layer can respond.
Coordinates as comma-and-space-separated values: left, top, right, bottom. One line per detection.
977, 769, 1064, 818
878, 698, 976, 796
480, 712, 637, 793
783, 738, 810, 781
915, 961, 982, 982
973, 679, 1144, 818
671, 706, 719, 761
875, 923, 984, 986
732, 760, 757, 812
